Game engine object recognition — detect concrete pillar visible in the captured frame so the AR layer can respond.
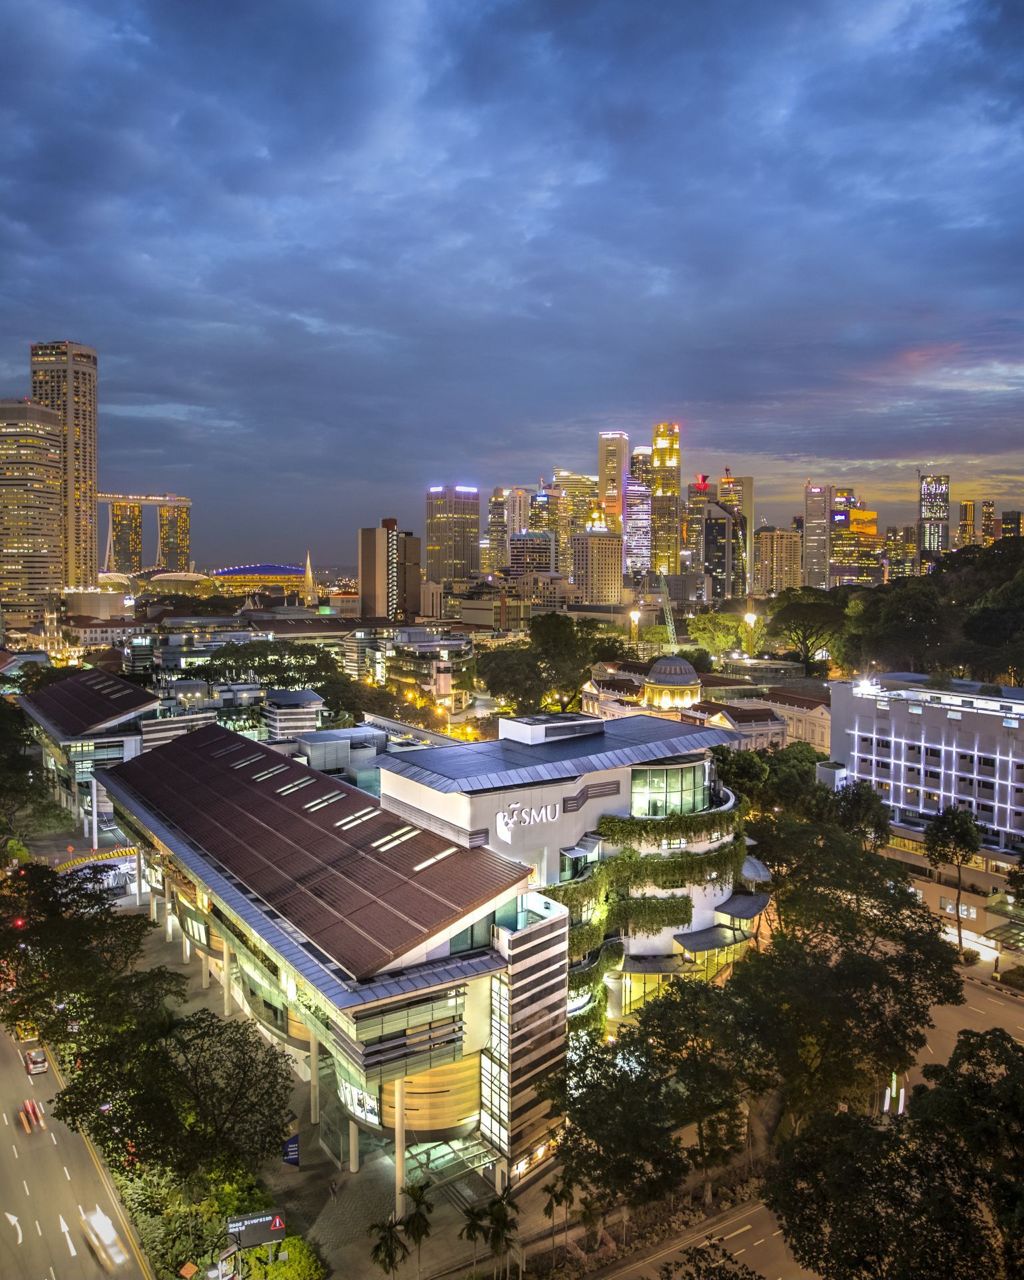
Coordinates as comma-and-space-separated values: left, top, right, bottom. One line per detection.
149, 893, 158, 924
89, 776, 99, 850
164, 894, 174, 942
181, 931, 191, 963
135, 848, 143, 908
348, 1120, 360, 1174
309, 1034, 320, 1125
200, 953, 210, 990
222, 942, 233, 1016
394, 1076, 406, 1218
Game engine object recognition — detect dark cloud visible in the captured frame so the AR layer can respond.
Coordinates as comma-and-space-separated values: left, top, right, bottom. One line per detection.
0, 0, 1021, 563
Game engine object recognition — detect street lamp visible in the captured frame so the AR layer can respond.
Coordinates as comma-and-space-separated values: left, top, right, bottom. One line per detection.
742, 611, 759, 658
629, 608, 641, 646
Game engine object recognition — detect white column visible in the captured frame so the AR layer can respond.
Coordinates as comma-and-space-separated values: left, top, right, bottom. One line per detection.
149, 893, 158, 924
309, 1033, 320, 1124
89, 776, 99, 850
181, 931, 191, 963
200, 953, 210, 990
348, 1120, 360, 1174
222, 941, 233, 1016
164, 894, 174, 942
134, 848, 143, 907
394, 1076, 406, 1218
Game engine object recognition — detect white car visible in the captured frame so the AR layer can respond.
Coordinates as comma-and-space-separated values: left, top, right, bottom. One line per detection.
81, 1206, 129, 1272
23, 1048, 48, 1075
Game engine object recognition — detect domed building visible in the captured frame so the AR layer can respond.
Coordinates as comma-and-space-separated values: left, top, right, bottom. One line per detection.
642, 655, 702, 711
147, 571, 213, 597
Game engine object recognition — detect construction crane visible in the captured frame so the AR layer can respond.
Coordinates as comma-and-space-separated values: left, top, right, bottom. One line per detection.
658, 572, 678, 646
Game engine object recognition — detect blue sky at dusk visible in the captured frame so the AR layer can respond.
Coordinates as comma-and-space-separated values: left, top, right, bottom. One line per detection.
1, 0, 1022, 565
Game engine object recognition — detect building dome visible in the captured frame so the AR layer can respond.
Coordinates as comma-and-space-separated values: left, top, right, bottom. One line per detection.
646, 655, 698, 686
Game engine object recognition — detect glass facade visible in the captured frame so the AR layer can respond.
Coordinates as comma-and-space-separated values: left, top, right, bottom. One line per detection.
630, 762, 709, 817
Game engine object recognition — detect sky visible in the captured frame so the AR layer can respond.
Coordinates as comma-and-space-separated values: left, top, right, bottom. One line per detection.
1, 0, 1022, 567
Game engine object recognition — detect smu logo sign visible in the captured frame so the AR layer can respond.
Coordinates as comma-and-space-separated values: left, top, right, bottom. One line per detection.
494, 800, 561, 844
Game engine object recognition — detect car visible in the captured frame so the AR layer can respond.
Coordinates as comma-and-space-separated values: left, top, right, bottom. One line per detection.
23, 1048, 48, 1075
80, 1206, 130, 1273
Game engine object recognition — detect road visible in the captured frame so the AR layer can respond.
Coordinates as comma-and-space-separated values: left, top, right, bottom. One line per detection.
0, 1031, 148, 1280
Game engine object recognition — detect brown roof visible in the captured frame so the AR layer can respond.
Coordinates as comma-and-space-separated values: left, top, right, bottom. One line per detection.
687, 702, 786, 725
762, 686, 831, 710
698, 672, 756, 688
22, 668, 158, 738
102, 724, 528, 981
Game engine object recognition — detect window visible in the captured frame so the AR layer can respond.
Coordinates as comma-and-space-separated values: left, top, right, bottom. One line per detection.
631, 763, 709, 818
939, 896, 977, 921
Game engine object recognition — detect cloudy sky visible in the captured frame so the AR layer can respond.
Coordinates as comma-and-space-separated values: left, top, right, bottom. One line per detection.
1, 0, 1022, 566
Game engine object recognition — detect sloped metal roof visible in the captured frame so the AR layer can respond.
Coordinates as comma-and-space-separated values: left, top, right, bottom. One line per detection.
22, 668, 158, 739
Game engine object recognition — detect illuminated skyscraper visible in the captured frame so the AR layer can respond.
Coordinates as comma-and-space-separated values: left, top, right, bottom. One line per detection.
650, 422, 681, 574
0, 400, 63, 626
504, 487, 532, 543
157, 500, 191, 571
683, 475, 715, 568
883, 526, 918, 580
803, 483, 831, 588
111, 501, 143, 573
598, 431, 629, 532
510, 531, 555, 577
623, 478, 652, 575
718, 470, 754, 589
752, 527, 802, 596
359, 518, 421, 620
1003, 511, 1023, 539
484, 488, 509, 573
703, 502, 745, 600
956, 500, 977, 549
629, 445, 653, 488
529, 484, 564, 571
829, 496, 883, 587
30, 340, 99, 587
425, 485, 480, 584
918, 473, 950, 557
571, 529, 623, 604
980, 500, 996, 547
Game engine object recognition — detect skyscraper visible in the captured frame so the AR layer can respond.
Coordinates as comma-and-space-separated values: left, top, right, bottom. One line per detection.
803, 483, 831, 589
529, 484, 564, 571
157, 499, 191, 571
509, 531, 555, 577
1002, 511, 1023, 539
504, 486, 532, 543
571, 529, 624, 604
0, 400, 63, 627
650, 422, 681, 574
110, 500, 143, 574
484, 488, 509, 573
752, 527, 802, 596
883, 526, 918, 580
598, 431, 629, 532
30, 340, 99, 588
703, 502, 745, 600
980, 500, 996, 547
622, 478, 652, 575
359, 518, 421, 620
683, 475, 715, 569
828, 495, 883, 587
425, 485, 480, 585
956, 500, 977, 549
629, 445, 653, 488
718, 470, 754, 589
917, 474, 950, 558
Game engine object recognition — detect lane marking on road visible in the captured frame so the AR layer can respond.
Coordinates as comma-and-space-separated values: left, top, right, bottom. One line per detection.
2, 1112, 7, 1125
722, 1226, 751, 1241
753, 1238, 765, 1246
49, 1133, 56, 1145
986, 997, 1005, 1005
22, 1179, 29, 1196
967, 1005, 985, 1013
11, 1143, 17, 1159
925, 1043, 934, 1054
772, 1229, 783, 1236
59, 1214, 76, 1257
735, 1248, 747, 1256
50, 1267, 57, 1280
34, 1219, 41, 1235
3, 1211, 21, 1245
63, 1166, 70, 1180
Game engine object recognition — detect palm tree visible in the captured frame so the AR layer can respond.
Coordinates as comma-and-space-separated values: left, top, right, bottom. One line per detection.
542, 1175, 573, 1265
368, 1215, 410, 1279
486, 1187, 520, 1280
401, 1179, 434, 1280
458, 1203, 489, 1277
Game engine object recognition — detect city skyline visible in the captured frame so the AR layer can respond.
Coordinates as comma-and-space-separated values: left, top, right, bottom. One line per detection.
2, 2, 1022, 562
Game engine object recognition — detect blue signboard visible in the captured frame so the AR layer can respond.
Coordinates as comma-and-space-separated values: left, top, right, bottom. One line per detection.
282, 1135, 300, 1167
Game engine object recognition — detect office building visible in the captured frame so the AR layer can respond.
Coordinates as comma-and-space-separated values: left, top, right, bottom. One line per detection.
622, 479, 652, 575
425, 486, 480, 585
682, 476, 715, 568
504, 487, 532, 543
158, 501, 191, 572
802, 483, 831, 588
529, 485, 564, 571
703, 502, 745, 600
358, 519, 421, 621
571, 529, 623, 605
598, 431, 629, 532
981, 500, 996, 547
509, 532, 555, 578
30, 340, 99, 588
1002, 511, 1023, 539
917, 474, 950, 558
99, 494, 192, 575
752, 526, 802, 596
829, 496, 883, 587
883, 526, 918, 580
0, 400, 63, 627
109, 501, 143, 574
484, 489, 509, 573
101, 723, 568, 1197
650, 422, 681, 574
629, 445, 653, 488
956, 500, 977, 549
718, 471, 754, 588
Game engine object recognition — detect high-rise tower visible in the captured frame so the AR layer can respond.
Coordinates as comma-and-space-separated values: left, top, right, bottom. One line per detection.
425, 485, 480, 585
917, 473, 950, 558
30, 340, 99, 587
359, 518, 421, 620
623, 478, 652, 575
650, 422, 681, 575
598, 431, 629, 533
956, 500, 977, 549
0, 400, 63, 626
802, 483, 831, 589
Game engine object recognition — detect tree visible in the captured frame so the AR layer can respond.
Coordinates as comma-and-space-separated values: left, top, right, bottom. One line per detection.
685, 613, 741, 657
767, 597, 845, 672
458, 1203, 489, 1275
924, 805, 981, 955
401, 1179, 434, 1280
368, 1216, 410, 1279
476, 645, 547, 715
529, 613, 594, 710
654, 1241, 767, 1279
486, 1188, 519, 1280
54, 1008, 293, 1178
820, 780, 891, 849
764, 1110, 1001, 1280
542, 1173, 574, 1263
248, 1236, 327, 1280
634, 981, 744, 1205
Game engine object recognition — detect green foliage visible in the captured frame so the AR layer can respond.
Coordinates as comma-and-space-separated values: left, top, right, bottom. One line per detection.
924, 805, 982, 954
567, 920, 607, 962
677, 646, 713, 672
596, 809, 744, 848
368, 1215, 410, 1278
999, 966, 1024, 991
767, 592, 845, 670
711, 743, 826, 816
568, 940, 624, 995
476, 644, 548, 714
248, 1236, 327, 1280
606, 893, 693, 936
685, 613, 741, 656
656, 1240, 768, 1279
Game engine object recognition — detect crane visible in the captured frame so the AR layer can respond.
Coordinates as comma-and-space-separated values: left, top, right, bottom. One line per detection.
658, 571, 678, 647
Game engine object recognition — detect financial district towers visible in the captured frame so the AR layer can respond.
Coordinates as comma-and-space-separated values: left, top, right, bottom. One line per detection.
0, 401, 63, 625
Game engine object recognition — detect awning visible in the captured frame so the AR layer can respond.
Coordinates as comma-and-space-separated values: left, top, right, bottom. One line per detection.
621, 955, 696, 975
674, 925, 750, 954
741, 855, 771, 883
715, 891, 771, 920
985, 921, 1024, 953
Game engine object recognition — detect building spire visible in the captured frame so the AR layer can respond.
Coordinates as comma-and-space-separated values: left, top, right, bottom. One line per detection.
303, 550, 317, 608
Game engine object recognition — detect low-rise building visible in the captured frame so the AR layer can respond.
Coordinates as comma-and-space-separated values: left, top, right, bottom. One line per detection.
100, 724, 567, 1198
747, 686, 831, 753
678, 702, 787, 750
373, 627, 475, 714
261, 688, 325, 739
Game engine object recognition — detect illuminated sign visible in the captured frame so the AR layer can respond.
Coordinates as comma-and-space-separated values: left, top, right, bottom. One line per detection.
494, 801, 561, 844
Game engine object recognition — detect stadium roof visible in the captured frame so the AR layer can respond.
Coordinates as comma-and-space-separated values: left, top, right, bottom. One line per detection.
100, 724, 528, 981
21, 669, 158, 739
376, 714, 737, 794
210, 563, 304, 577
